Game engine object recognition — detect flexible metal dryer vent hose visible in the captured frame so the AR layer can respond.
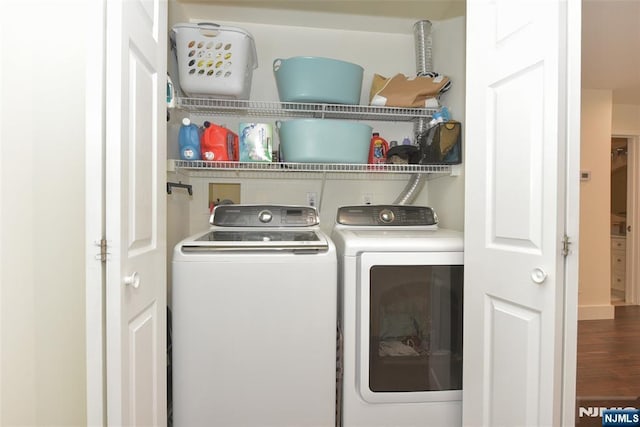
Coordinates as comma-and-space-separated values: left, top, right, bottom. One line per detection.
393, 20, 432, 205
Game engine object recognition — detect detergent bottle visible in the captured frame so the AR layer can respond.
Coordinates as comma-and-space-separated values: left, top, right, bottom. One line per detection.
368, 132, 389, 164
201, 122, 239, 161
178, 118, 201, 161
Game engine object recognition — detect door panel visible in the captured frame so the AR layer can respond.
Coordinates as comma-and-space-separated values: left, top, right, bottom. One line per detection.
490, 64, 544, 250
486, 297, 541, 426
128, 45, 157, 254
105, 0, 167, 425
464, 0, 576, 425
129, 303, 159, 427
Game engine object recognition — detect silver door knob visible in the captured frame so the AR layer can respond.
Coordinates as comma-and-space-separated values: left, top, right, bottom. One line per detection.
531, 268, 547, 284
124, 272, 140, 289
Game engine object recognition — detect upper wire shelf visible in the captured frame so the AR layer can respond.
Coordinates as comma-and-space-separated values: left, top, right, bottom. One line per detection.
175, 97, 437, 121
171, 159, 452, 176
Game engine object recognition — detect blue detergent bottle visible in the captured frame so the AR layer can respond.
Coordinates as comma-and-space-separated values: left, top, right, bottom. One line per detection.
179, 118, 201, 160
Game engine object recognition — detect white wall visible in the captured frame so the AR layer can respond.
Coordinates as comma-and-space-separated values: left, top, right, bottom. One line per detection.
165, 3, 466, 246
427, 16, 466, 230
1, 1, 87, 425
578, 89, 615, 320
577, 97, 640, 319
612, 103, 640, 135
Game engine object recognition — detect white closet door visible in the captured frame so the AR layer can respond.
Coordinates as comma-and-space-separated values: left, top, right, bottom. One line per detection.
105, 0, 168, 425
463, 0, 579, 425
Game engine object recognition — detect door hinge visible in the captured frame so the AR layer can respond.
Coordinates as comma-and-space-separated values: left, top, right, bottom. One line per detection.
95, 238, 110, 262
562, 234, 571, 257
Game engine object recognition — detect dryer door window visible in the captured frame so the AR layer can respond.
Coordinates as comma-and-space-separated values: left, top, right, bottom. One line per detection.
368, 264, 463, 393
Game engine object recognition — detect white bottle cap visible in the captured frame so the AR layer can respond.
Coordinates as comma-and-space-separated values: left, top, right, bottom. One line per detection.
182, 117, 191, 126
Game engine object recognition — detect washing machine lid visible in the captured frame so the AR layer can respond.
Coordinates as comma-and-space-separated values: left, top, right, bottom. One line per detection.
180, 227, 330, 253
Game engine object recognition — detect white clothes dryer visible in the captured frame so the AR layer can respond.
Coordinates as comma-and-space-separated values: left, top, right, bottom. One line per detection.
172, 205, 337, 427
332, 205, 464, 427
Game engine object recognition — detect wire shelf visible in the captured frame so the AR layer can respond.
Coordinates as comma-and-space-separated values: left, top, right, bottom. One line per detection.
171, 159, 452, 176
175, 97, 437, 121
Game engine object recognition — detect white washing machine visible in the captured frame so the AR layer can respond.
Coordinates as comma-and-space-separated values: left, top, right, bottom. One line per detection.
331, 205, 464, 427
172, 204, 337, 427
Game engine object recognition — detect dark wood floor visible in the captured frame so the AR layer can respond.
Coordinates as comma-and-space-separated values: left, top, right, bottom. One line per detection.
576, 305, 640, 398
575, 305, 640, 426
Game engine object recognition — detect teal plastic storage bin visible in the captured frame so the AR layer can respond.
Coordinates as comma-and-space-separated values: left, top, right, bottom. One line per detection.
273, 57, 363, 105
279, 119, 372, 164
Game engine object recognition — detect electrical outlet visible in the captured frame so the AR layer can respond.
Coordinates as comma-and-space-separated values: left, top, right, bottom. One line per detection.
362, 193, 373, 205
306, 192, 317, 207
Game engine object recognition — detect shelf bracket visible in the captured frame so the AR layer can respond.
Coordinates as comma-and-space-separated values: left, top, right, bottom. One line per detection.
167, 181, 193, 195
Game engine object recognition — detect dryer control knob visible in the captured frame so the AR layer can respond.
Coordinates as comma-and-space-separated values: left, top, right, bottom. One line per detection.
379, 209, 395, 224
258, 210, 273, 223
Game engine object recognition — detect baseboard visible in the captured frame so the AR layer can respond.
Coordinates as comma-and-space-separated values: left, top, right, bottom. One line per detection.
578, 304, 615, 320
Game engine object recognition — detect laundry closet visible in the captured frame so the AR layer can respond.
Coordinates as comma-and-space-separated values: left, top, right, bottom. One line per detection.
165, 3, 467, 426
70, 0, 580, 425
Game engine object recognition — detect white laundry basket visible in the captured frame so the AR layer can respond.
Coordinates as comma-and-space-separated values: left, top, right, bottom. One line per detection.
171, 22, 258, 99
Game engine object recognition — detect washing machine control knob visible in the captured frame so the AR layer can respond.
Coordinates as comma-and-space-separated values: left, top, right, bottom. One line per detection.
258, 210, 273, 223
379, 209, 395, 224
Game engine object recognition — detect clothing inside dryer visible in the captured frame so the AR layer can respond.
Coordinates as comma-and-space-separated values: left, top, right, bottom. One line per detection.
369, 265, 463, 393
